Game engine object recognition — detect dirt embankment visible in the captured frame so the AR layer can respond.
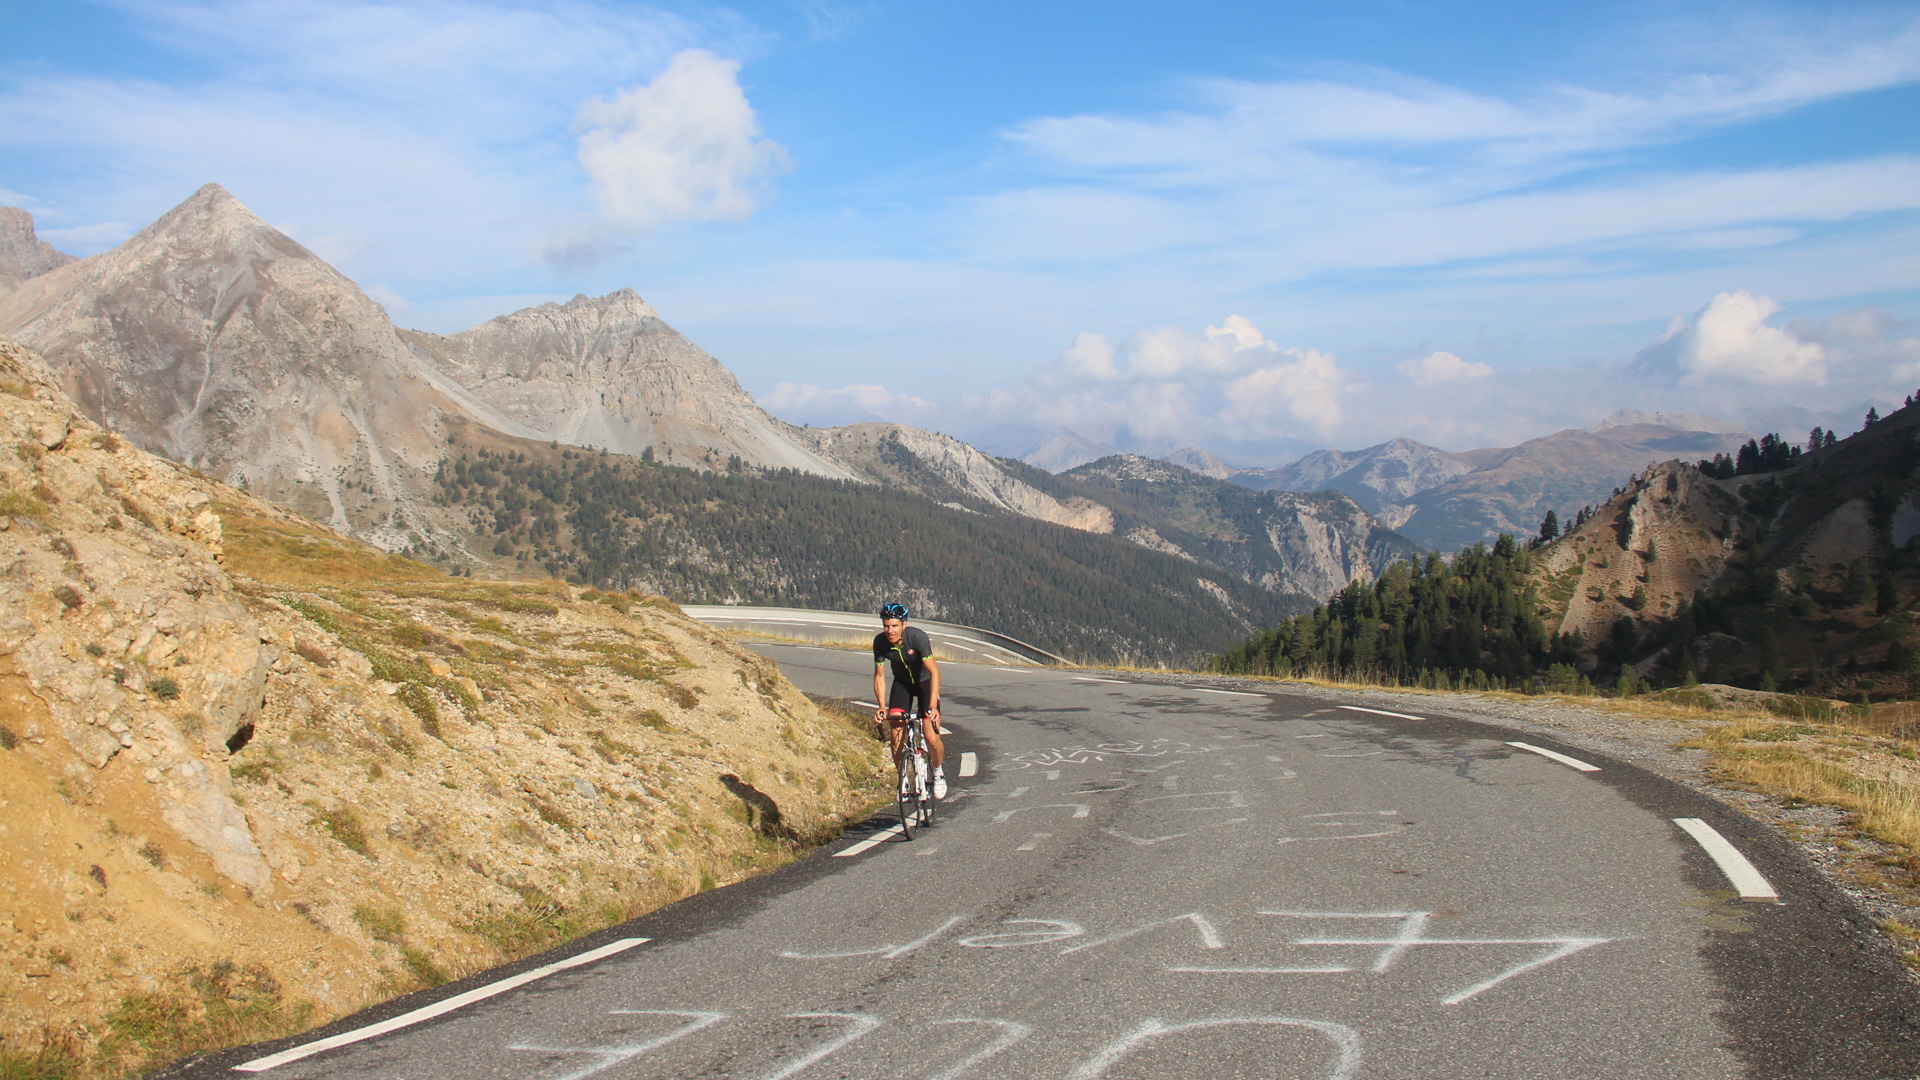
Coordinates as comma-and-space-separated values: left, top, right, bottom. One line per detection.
0, 337, 890, 1076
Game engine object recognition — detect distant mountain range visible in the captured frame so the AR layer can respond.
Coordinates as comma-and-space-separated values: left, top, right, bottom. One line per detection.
1230, 415, 1753, 550
0, 186, 1420, 660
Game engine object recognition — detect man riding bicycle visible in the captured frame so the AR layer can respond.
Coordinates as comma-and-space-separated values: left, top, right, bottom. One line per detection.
873, 603, 946, 800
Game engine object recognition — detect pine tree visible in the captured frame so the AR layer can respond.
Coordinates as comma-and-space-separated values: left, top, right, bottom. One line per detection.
1865, 407, 1881, 428
1538, 510, 1559, 544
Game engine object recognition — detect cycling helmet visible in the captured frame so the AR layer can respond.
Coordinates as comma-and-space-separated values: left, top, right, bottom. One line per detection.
879, 602, 909, 620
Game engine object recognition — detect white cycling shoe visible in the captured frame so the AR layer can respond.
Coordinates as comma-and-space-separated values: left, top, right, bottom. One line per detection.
932, 770, 948, 800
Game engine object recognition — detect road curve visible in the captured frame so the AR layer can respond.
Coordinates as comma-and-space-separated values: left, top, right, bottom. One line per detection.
182, 647, 1920, 1080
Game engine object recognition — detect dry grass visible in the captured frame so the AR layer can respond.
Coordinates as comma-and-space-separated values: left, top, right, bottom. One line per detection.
216, 502, 439, 586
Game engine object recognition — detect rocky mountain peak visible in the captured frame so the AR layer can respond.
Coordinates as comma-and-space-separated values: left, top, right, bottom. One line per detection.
0, 206, 77, 290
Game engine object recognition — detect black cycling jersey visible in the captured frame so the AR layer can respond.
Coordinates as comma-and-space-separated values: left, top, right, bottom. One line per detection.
873, 625, 934, 687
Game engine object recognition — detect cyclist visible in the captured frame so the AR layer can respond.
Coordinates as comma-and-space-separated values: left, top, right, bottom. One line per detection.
872, 603, 946, 799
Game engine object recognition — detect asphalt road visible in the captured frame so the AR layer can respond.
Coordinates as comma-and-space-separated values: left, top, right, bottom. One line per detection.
185, 647, 1920, 1079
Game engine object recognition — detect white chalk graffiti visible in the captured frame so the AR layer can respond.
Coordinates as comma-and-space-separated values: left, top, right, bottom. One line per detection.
1276, 809, 1406, 843
993, 740, 1211, 771
508, 1009, 724, 1080
776, 908, 1613, 1004
1066, 1017, 1362, 1080
1169, 911, 1615, 1004
504, 1009, 1347, 1080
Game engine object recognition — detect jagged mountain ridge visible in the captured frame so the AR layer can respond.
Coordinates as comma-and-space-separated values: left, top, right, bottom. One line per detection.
1239, 415, 1753, 550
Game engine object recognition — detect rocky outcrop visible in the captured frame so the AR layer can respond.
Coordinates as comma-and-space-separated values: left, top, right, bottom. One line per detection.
0, 207, 76, 295
401, 290, 853, 478
0, 336, 885, 1071
1536, 461, 1740, 654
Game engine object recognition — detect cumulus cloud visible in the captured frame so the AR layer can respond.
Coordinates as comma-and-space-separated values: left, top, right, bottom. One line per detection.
576, 49, 790, 230
1398, 350, 1493, 385
1636, 290, 1827, 386
1000, 314, 1356, 451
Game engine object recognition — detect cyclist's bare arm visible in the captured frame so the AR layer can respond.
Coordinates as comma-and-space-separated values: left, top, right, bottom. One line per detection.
872, 662, 888, 723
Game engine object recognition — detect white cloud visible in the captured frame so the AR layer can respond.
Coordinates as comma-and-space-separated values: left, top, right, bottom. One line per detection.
37, 221, 134, 250
760, 381, 935, 424
1398, 350, 1493, 385
996, 315, 1355, 450
575, 49, 790, 230
1665, 290, 1827, 386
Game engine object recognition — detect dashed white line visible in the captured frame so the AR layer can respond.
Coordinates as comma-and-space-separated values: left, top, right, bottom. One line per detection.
1505, 741, 1600, 772
834, 824, 907, 858
1191, 688, 1264, 698
232, 937, 651, 1072
1074, 676, 1128, 684
854, 700, 878, 708
959, 752, 978, 777
1336, 705, 1425, 721
1016, 833, 1052, 851
1673, 818, 1779, 901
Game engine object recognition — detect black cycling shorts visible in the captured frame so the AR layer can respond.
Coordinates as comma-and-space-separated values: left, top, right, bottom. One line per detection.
886, 679, 934, 718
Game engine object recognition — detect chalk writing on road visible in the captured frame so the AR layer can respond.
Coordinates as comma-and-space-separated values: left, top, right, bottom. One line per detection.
777, 908, 1614, 1005
500, 1009, 1358, 1080
993, 739, 1213, 771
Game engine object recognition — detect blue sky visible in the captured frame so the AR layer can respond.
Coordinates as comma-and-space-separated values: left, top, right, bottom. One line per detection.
5, 0, 1919, 462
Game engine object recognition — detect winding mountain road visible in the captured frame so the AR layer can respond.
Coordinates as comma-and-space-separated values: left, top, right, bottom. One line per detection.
186, 647, 1920, 1079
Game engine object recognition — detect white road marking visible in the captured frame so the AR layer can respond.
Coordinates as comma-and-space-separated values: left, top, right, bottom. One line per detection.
854, 700, 878, 708
1506, 741, 1601, 772
232, 938, 652, 1072
1068, 1017, 1361, 1080
1336, 705, 1425, 721
1015, 833, 1052, 851
797, 646, 824, 651
927, 1019, 1032, 1080
959, 752, 978, 777
944, 641, 978, 652
1045, 770, 1060, 780
1192, 688, 1264, 698
1673, 818, 1779, 900
834, 824, 907, 857
1074, 676, 1128, 684
1008, 786, 1029, 798
939, 727, 954, 735
992, 804, 1091, 822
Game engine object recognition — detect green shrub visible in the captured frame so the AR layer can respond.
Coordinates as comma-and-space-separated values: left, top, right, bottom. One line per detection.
149, 675, 180, 701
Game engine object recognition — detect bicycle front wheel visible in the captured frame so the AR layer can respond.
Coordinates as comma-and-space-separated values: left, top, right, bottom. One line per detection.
896, 766, 917, 841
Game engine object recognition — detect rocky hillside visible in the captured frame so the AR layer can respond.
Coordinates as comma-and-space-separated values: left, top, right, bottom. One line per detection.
0, 208, 75, 299
0, 338, 886, 1075
1023, 454, 1421, 602
1534, 405, 1917, 699
1240, 412, 1752, 550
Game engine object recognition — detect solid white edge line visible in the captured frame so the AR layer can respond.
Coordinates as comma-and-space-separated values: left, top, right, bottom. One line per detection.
1505, 741, 1601, 772
1673, 818, 1779, 901
1336, 705, 1425, 721
232, 937, 651, 1072
834, 823, 907, 857
1192, 688, 1263, 698
1073, 677, 1127, 684
959, 752, 978, 777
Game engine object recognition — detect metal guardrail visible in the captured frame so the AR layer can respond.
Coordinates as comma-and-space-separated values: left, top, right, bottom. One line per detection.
678, 605, 1070, 667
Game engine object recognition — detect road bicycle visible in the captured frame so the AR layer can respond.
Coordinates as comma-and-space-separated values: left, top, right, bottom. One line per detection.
890, 707, 935, 839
